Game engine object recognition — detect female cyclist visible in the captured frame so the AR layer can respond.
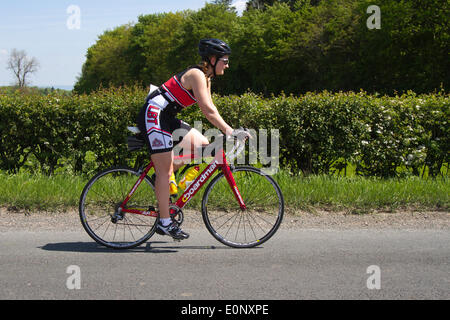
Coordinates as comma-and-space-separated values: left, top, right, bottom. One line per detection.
136, 38, 247, 240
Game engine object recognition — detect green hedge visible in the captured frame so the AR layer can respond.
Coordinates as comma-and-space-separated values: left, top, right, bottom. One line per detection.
215, 91, 449, 177
0, 87, 448, 177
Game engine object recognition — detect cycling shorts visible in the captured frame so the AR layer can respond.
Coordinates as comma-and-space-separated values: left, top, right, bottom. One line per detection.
137, 95, 192, 154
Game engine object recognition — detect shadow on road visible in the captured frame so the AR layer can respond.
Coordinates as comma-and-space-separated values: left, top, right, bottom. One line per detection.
39, 241, 235, 253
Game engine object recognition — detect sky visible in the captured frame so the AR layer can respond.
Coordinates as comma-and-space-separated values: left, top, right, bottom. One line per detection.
0, 0, 248, 89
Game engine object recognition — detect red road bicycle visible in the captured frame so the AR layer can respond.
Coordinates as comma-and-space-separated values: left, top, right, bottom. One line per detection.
79, 128, 284, 249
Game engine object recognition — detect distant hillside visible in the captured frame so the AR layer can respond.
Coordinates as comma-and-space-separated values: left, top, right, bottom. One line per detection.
52, 85, 74, 91
0, 86, 72, 96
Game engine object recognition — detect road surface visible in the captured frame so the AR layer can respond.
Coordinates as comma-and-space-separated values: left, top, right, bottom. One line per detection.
0, 209, 448, 300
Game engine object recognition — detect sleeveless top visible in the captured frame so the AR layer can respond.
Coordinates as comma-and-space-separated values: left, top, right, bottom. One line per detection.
151, 66, 203, 113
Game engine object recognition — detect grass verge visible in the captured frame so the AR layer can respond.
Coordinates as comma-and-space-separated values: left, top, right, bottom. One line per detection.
0, 171, 448, 213
274, 172, 448, 213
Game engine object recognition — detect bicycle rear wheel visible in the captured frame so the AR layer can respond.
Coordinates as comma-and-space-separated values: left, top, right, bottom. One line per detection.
202, 166, 284, 248
79, 166, 158, 249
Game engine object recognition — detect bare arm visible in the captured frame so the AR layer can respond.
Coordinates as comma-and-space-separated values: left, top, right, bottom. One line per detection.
184, 69, 233, 136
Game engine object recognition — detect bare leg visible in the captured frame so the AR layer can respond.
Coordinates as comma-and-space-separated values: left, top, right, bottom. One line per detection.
173, 128, 209, 172
151, 151, 173, 219
152, 150, 190, 240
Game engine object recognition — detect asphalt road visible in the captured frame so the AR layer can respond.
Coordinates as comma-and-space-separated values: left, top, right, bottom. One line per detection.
1, 226, 449, 300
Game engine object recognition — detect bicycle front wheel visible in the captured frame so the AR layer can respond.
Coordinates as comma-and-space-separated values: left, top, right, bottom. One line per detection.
202, 166, 284, 248
79, 166, 158, 249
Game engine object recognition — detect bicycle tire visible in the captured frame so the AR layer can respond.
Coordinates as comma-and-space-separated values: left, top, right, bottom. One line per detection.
79, 166, 158, 249
202, 166, 284, 248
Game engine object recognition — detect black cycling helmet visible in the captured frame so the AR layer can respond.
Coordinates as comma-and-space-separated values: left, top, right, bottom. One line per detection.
198, 38, 231, 78
199, 38, 231, 59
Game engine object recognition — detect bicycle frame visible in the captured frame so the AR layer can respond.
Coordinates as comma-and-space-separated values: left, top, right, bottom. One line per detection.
119, 144, 246, 218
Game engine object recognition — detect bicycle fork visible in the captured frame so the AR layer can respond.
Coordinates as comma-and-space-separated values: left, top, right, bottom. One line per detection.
220, 153, 247, 210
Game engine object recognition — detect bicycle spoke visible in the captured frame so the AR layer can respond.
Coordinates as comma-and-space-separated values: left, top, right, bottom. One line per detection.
214, 210, 238, 231
235, 213, 244, 242
246, 211, 269, 234
202, 166, 284, 248
79, 167, 158, 249
245, 212, 258, 241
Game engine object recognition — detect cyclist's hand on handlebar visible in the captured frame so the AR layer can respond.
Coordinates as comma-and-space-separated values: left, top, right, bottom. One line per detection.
229, 128, 252, 141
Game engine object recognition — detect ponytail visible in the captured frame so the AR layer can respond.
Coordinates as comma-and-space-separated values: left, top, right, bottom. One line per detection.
197, 60, 211, 89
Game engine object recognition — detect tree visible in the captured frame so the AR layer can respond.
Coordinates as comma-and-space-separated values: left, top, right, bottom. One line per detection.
247, 0, 276, 10
131, 12, 188, 86
74, 25, 134, 94
6, 49, 40, 87
73, 0, 448, 95
355, 0, 450, 94
246, 0, 315, 11
212, 0, 233, 5
167, 3, 238, 93
231, 2, 296, 95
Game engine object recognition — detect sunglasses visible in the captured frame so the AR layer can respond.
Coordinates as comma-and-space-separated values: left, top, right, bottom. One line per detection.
219, 58, 229, 65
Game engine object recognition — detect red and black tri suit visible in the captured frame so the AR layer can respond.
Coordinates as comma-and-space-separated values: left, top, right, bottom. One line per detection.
137, 66, 201, 154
